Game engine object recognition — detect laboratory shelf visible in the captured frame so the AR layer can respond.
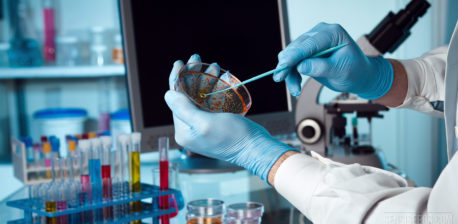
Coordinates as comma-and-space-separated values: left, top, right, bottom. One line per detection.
6, 183, 184, 223
0, 65, 125, 79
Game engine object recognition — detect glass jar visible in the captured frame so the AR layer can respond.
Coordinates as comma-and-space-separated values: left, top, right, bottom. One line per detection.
89, 27, 111, 66
186, 199, 224, 224
226, 202, 264, 224
56, 36, 80, 66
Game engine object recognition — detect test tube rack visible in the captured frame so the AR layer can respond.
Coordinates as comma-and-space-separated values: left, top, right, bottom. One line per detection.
11, 138, 50, 185
6, 183, 184, 224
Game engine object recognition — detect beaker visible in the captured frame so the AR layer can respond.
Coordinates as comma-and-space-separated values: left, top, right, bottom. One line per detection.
186, 199, 225, 224
176, 62, 252, 116
226, 202, 264, 224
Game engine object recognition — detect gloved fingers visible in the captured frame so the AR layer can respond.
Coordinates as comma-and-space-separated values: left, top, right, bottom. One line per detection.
273, 22, 346, 82
296, 58, 332, 78
284, 70, 302, 96
206, 70, 231, 106
201, 62, 221, 92
273, 35, 332, 82
204, 62, 221, 76
164, 90, 209, 127
219, 71, 231, 83
169, 60, 184, 90
184, 54, 202, 72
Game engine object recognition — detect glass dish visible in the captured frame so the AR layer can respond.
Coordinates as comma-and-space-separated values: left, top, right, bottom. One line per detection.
176, 62, 252, 116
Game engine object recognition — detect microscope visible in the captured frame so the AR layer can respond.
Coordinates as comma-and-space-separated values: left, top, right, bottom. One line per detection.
295, 0, 430, 168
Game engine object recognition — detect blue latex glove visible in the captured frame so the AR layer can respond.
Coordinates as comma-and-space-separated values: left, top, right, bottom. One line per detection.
273, 22, 393, 99
166, 54, 295, 181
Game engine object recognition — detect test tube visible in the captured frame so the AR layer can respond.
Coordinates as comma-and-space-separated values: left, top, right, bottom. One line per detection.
23, 137, 34, 163
33, 143, 42, 168
100, 136, 113, 219
57, 158, 68, 224
49, 136, 60, 158
78, 139, 92, 222
118, 134, 131, 214
111, 147, 123, 219
159, 137, 170, 224
43, 142, 53, 179
68, 140, 80, 179
67, 140, 81, 223
130, 132, 142, 219
90, 138, 103, 223
45, 157, 60, 224
89, 138, 103, 202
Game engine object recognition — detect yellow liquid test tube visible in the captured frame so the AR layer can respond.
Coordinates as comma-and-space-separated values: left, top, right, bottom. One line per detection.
45, 201, 57, 224
130, 133, 142, 223
130, 152, 141, 193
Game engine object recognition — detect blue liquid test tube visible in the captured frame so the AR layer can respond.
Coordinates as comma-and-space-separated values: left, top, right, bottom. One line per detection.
89, 138, 103, 222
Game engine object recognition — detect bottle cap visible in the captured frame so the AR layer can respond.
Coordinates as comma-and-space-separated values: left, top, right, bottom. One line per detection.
68, 140, 77, 151
88, 132, 97, 139
42, 142, 52, 153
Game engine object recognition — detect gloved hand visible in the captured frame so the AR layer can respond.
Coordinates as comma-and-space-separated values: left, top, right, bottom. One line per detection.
273, 22, 393, 100
166, 54, 295, 181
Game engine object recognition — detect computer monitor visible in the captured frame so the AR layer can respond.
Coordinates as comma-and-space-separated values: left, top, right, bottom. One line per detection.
120, 0, 294, 152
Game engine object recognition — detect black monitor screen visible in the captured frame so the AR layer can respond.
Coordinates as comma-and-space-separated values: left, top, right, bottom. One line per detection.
130, 0, 288, 128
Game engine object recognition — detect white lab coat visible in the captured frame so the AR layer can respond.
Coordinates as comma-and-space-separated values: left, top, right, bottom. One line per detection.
274, 22, 458, 224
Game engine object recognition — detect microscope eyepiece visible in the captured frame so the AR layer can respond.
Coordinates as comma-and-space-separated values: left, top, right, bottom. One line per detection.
366, 0, 430, 54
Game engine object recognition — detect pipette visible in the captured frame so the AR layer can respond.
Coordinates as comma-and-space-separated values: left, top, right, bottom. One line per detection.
202, 43, 349, 97
159, 136, 170, 224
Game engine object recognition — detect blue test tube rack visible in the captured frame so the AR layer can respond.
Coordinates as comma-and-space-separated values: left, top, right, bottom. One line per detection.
6, 183, 184, 224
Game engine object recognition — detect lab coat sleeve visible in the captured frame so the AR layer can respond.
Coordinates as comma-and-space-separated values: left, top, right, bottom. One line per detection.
274, 152, 458, 224
395, 46, 448, 117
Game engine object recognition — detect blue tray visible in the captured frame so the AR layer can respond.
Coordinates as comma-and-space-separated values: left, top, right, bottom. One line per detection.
6, 183, 184, 223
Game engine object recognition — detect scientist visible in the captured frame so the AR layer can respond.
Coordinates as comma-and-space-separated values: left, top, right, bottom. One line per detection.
165, 22, 458, 223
